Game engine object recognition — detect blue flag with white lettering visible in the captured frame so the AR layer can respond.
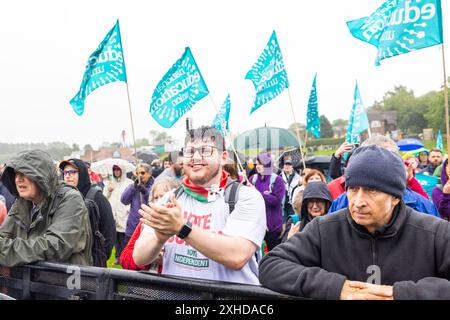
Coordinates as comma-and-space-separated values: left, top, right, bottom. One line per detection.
212, 94, 231, 136
347, 0, 443, 65
306, 73, 320, 138
346, 82, 369, 144
70, 20, 127, 116
245, 31, 289, 114
150, 47, 209, 128
436, 129, 443, 151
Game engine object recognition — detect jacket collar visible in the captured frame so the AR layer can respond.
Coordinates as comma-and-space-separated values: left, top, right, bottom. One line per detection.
344, 201, 407, 238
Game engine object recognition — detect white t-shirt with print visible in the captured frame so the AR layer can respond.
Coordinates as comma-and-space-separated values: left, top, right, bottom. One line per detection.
142, 184, 266, 285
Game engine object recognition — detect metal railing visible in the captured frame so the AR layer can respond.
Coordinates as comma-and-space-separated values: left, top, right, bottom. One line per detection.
0, 262, 300, 300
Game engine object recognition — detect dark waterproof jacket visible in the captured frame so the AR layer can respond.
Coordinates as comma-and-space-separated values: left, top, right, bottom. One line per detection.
65, 158, 116, 259
0, 150, 92, 267
259, 202, 450, 300
281, 182, 332, 243
432, 159, 450, 220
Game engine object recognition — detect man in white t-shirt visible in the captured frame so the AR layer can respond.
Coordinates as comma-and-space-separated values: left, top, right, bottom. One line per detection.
133, 126, 266, 285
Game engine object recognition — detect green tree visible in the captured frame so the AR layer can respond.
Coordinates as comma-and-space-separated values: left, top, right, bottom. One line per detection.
71, 143, 80, 151
288, 122, 305, 138
320, 115, 334, 138
135, 138, 150, 148
84, 144, 94, 152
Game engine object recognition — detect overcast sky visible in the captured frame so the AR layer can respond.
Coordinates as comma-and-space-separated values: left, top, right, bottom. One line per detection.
0, 0, 449, 149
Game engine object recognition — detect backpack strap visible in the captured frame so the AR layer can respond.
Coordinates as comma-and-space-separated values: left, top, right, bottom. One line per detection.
174, 185, 185, 199
86, 187, 99, 202
252, 174, 257, 185
224, 179, 241, 214
269, 173, 277, 193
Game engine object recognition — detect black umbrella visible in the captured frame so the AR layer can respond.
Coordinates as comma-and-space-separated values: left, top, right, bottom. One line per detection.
134, 150, 158, 164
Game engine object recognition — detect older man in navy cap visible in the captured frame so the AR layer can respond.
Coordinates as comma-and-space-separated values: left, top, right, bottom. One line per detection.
259, 145, 450, 300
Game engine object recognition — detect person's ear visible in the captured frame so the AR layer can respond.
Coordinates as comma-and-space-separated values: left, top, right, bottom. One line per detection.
392, 197, 400, 206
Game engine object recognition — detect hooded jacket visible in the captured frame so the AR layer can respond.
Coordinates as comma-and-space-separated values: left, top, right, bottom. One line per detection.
259, 202, 450, 300
281, 181, 332, 242
103, 164, 133, 233
0, 150, 92, 267
249, 153, 285, 233
121, 176, 154, 237
432, 159, 450, 220
62, 158, 116, 259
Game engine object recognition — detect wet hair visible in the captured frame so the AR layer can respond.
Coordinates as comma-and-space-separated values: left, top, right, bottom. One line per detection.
150, 178, 181, 202
304, 169, 326, 184
139, 163, 152, 173
361, 135, 399, 155
184, 126, 225, 152
223, 163, 239, 180
429, 148, 443, 155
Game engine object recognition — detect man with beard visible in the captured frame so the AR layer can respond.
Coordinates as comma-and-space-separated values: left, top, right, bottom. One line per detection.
419, 148, 443, 176
154, 151, 184, 183
133, 126, 266, 284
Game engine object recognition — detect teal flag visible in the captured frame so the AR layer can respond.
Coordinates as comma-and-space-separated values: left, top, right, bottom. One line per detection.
436, 129, 443, 150
149, 47, 209, 128
346, 82, 369, 144
245, 31, 289, 114
70, 20, 127, 115
306, 73, 320, 138
212, 94, 231, 136
416, 173, 440, 199
347, 0, 443, 66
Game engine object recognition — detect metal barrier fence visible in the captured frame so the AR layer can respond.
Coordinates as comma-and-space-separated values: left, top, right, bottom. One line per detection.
0, 262, 300, 300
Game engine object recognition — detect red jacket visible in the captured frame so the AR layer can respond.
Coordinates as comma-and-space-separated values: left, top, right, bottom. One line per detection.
327, 176, 346, 200
120, 222, 158, 271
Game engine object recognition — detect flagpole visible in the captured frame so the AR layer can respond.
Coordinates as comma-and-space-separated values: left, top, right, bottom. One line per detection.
287, 88, 307, 169
442, 44, 450, 156
125, 82, 143, 198
208, 95, 248, 183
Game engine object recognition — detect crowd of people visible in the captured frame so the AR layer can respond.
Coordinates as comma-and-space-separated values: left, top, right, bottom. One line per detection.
0, 127, 449, 300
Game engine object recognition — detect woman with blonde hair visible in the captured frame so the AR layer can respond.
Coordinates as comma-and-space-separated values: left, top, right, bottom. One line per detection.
120, 177, 180, 272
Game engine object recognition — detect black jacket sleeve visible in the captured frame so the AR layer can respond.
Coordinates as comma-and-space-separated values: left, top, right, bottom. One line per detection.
259, 218, 347, 299
393, 221, 450, 299
329, 154, 343, 180
94, 192, 116, 259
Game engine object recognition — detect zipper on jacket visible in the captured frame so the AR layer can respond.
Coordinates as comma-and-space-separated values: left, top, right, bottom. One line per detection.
371, 238, 377, 266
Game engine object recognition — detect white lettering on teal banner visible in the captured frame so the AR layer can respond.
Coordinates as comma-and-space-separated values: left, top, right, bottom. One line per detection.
347, 0, 443, 65
70, 20, 127, 115
149, 47, 209, 128
245, 31, 289, 114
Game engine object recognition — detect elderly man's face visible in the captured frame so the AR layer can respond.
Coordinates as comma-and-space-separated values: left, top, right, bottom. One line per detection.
429, 151, 442, 166
15, 171, 43, 204
347, 186, 400, 234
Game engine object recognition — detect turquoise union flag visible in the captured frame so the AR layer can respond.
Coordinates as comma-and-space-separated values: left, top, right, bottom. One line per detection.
347, 0, 443, 66
346, 82, 369, 144
70, 20, 127, 115
436, 129, 443, 150
306, 73, 320, 138
212, 94, 231, 136
245, 31, 289, 114
150, 47, 209, 128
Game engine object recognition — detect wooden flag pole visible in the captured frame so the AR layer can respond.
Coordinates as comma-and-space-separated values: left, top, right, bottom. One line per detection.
442, 44, 450, 156
125, 83, 140, 167
125, 83, 143, 205
287, 88, 307, 169
208, 95, 248, 183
